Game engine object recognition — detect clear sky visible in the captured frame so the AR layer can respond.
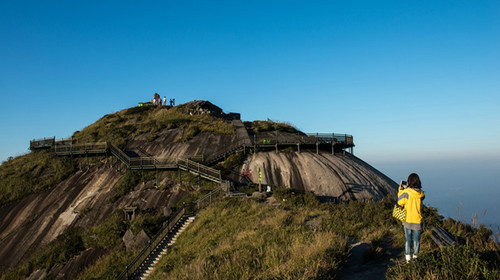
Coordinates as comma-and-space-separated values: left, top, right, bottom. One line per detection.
1, 0, 499, 164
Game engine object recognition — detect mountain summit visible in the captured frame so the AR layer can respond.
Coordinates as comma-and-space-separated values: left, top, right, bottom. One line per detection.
0, 100, 397, 278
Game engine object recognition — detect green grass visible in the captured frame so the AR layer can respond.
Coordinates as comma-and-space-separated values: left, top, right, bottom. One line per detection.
214, 151, 247, 177
146, 190, 498, 280
82, 211, 129, 249
0, 150, 76, 206
73, 105, 235, 147
76, 249, 135, 280
107, 170, 156, 203
244, 120, 301, 134
150, 198, 349, 280
386, 244, 500, 279
0, 227, 85, 280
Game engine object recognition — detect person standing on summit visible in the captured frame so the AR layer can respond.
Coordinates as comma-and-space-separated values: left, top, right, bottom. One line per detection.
397, 173, 425, 263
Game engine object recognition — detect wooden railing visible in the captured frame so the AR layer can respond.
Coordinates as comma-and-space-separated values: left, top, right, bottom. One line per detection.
254, 133, 354, 146
431, 226, 455, 247
177, 158, 222, 183
116, 207, 186, 280
29, 137, 55, 150
204, 138, 249, 165
30, 131, 354, 170
193, 187, 226, 210
54, 142, 108, 155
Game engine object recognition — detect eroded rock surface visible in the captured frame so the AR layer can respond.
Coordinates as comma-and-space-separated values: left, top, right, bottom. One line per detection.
240, 151, 397, 201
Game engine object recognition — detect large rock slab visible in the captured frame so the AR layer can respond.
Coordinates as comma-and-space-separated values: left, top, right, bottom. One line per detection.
240, 151, 397, 201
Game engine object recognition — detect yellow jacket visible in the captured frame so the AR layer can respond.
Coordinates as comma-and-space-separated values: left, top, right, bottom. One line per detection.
397, 187, 425, 230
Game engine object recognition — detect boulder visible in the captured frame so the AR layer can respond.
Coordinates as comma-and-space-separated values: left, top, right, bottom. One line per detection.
123, 229, 150, 252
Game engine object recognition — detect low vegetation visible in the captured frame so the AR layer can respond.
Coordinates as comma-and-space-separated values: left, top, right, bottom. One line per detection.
2, 180, 498, 279
0, 150, 75, 206
73, 105, 235, 147
0, 227, 85, 280
144, 187, 499, 280
387, 215, 500, 279
150, 198, 349, 280
107, 170, 155, 203
244, 120, 301, 134
387, 243, 499, 279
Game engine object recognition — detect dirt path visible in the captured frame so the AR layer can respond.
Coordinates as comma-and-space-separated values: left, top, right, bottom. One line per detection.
337, 237, 404, 280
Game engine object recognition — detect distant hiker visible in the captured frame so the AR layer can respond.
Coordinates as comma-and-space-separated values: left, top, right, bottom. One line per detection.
163, 96, 166, 106
397, 173, 425, 263
153, 93, 160, 106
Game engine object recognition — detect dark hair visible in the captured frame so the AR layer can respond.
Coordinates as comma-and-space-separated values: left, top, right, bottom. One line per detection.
407, 173, 422, 189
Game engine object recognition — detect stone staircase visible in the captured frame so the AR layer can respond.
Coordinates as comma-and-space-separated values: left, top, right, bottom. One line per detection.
134, 216, 196, 280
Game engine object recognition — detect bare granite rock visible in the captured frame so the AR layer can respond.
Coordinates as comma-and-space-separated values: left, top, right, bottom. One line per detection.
240, 151, 397, 201
123, 229, 150, 252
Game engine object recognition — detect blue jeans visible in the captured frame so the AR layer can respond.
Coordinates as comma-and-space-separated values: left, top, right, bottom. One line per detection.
404, 227, 421, 255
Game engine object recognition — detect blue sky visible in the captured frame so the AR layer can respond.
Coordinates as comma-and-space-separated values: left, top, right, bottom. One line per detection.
1, 0, 499, 164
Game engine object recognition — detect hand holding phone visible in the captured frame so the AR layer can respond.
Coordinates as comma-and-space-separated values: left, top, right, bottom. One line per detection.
400, 180, 408, 189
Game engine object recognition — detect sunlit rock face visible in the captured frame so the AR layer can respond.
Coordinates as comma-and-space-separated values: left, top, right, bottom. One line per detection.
240, 151, 398, 202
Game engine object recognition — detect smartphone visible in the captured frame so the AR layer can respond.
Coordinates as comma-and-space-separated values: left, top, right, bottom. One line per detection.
400, 180, 408, 188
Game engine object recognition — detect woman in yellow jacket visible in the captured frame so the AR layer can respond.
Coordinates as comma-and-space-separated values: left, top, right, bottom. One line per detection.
398, 173, 425, 262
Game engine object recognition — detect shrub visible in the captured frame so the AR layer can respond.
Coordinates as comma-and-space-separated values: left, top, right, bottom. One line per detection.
83, 211, 129, 249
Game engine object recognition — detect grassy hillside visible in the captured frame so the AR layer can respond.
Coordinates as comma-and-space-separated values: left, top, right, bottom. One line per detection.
0, 151, 75, 206
144, 188, 498, 280
150, 197, 348, 279
1, 102, 235, 206
73, 105, 235, 147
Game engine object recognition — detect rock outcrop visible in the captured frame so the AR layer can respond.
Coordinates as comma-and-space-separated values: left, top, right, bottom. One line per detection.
240, 151, 397, 201
0, 166, 184, 272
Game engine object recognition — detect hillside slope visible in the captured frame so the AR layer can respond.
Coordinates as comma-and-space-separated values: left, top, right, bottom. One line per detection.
1, 100, 401, 278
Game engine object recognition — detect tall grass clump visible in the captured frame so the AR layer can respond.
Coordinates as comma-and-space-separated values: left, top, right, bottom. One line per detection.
0, 150, 75, 206
150, 198, 349, 280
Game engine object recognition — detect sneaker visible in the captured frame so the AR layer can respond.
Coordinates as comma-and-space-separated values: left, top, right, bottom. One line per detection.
405, 255, 411, 263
